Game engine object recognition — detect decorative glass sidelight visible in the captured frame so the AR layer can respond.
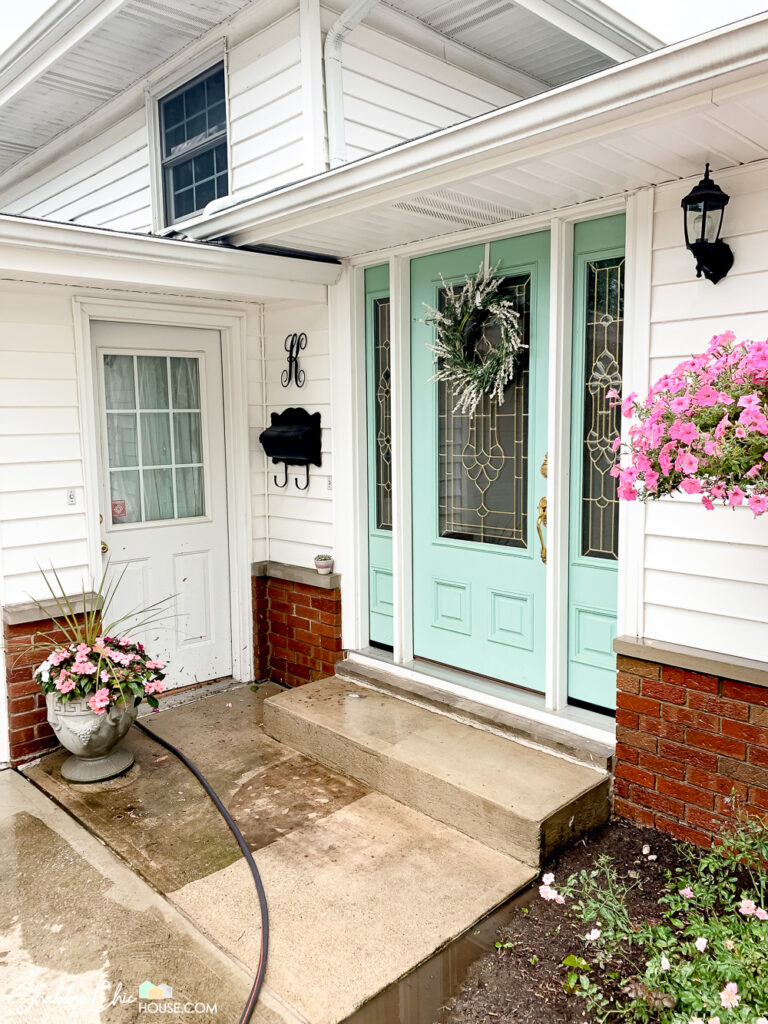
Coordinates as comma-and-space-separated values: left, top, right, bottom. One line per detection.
580, 256, 625, 560
104, 353, 205, 525
373, 297, 392, 531
438, 274, 531, 547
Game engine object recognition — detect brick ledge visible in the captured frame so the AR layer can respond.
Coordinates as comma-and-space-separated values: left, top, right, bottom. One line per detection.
251, 560, 340, 590
3, 592, 101, 627
614, 635, 768, 690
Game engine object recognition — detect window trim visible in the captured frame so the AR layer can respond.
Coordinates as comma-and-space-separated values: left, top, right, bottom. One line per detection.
145, 42, 230, 232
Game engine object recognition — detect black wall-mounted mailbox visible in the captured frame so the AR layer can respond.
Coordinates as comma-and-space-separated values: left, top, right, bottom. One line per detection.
259, 407, 321, 489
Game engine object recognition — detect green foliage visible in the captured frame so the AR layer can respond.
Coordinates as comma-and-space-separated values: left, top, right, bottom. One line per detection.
550, 807, 768, 1023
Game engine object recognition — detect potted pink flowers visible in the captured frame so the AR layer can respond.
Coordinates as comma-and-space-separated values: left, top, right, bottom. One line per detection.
30, 567, 169, 783
614, 332, 768, 517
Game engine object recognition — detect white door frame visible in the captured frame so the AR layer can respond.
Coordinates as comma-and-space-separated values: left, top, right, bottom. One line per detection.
73, 295, 253, 684
336, 190, 652, 715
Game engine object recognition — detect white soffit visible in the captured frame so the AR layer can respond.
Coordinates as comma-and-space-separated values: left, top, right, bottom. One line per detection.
198, 75, 768, 258
0, 0, 252, 176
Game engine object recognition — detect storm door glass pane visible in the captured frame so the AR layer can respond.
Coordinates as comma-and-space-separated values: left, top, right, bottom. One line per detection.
171, 357, 200, 408
438, 275, 530, 547
141, 413, 172, 466
373, 298, 392, 530
581, 257, 624, 560
109, 470, 141, 524
176, 467, 204, 518
174, 413, 202, 464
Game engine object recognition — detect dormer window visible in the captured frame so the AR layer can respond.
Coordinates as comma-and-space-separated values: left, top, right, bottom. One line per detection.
159, 64, 229, 225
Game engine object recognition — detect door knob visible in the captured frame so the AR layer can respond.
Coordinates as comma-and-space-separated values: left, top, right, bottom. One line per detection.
101, 541, 109, 554
536, 496, 547, 564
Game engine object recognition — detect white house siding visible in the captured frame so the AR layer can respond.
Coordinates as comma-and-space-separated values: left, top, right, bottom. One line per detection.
0, 112, 152, 233
228, 11, 306, 197
332, 19, 520, 162
261, 299, 332, 567
645, 161, 768, 662
0, 279, 268, 602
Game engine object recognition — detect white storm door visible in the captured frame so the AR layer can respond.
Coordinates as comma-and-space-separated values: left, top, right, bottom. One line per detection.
93, 321, 232, 689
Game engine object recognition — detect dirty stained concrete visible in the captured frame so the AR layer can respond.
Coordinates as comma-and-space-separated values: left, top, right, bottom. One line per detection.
24, 682, 535, 1023
0, 769, 296, 1024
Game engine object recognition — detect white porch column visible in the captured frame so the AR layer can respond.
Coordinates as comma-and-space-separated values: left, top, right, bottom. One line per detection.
390, 255, 413, 663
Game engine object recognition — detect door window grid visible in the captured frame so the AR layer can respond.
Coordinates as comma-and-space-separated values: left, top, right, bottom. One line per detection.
373, 297, 392, 531
580, 256, 625, 560
104, 354, 205, 526
438, 274, 531, 547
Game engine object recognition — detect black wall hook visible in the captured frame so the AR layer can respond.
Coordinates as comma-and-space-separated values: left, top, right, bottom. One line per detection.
274, 463, 289, 487
295, 466, 310, 490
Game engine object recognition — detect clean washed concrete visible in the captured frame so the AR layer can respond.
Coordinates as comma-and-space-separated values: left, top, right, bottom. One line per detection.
0, 769, 298, 1024
25, 683, 536, 1023
264, 676, 611, 865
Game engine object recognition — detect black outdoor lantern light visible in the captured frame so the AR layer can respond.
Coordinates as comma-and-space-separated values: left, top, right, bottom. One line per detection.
681, 163, 734, 284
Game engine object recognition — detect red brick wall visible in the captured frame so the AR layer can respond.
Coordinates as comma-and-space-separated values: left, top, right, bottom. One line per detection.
614, 654, 768, 846
4, 618, 62, 764
252, 574, 344, 688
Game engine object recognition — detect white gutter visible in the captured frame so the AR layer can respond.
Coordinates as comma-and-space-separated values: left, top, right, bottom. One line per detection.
182, 11, 768, 247
324, 0, 382, 169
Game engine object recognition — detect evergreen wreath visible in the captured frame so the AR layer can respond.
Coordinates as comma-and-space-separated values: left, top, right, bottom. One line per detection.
423, 261, 525, 417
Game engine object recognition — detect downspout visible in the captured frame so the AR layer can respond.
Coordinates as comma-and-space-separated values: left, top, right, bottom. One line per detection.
324, 0, 381, 169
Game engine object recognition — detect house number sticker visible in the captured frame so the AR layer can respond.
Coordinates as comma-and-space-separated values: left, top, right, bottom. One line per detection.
111, 499, 126, 519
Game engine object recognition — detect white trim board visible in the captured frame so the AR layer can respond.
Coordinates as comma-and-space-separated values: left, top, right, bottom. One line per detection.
72, 294, 254, 684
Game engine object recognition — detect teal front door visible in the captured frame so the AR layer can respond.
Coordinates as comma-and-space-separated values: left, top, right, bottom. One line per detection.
411, 232, 550, 690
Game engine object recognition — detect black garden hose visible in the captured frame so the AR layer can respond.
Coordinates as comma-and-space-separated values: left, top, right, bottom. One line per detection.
134, 718, 268, 1024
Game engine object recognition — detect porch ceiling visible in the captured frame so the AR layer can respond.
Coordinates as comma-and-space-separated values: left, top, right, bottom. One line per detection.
182, 16, 768, 259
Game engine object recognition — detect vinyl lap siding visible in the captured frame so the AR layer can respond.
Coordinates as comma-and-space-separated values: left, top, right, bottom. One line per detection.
261, 301, 332, 567
339, 25, 519, 161
645, 163, 768, 662
2, 112, 152, 233
0, 284, 90, 604
228, 14, 305, 196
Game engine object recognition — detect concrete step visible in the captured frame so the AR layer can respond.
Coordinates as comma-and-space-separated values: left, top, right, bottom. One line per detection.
337, 655, 615, 771
263, 676, 611, 867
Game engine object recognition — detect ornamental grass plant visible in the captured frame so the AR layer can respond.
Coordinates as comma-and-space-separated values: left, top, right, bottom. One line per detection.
540, 806, 768, 1023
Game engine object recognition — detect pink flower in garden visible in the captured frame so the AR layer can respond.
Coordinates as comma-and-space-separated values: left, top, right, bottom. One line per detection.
145, 660, 165, 670
746, 464, 762, 478
748, 494, 768, 517
539, 884, 557, 901
58, 677, 75, 694
617, 483, 637, 501
719, 983, 740, 1009
735, 426, 746, 438
669, 395, 691, 415
611, 435, 622, 451
72, 659, 97, 675
755, 906, 768, 921
100, 670, 110, 683
660, 955, 671, 971
680, 887, 694, 898
144, 680, 164, 696
554, 894, 565, 904
708, 1017, 721, 1024
739, 898, 757, 916
644, 471, 659, 492
724, 939, 735, 950
694, 385, 719, 406
584, 928, 601, 942
728, 488, 746, 507
670, 419, 698, 444
702, 497, 715, 510
76, 643, 91, 656
695, 937, 708, 952
542, 873, 554, 885
87, 687, 111, 715
679, 453, 699, 475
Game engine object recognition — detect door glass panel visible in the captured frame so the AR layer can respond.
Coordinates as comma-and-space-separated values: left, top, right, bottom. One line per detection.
438, 274, 530, 547
104, 354, 135, 409
143, 468, 175, 521
373, 298, 392, 531
103, 352, 206, 525
106, 413, 138, 467
137, 356, 169, 409
109, 469, 141, 524
581, 257, 624, 560
141, 412, 172, 466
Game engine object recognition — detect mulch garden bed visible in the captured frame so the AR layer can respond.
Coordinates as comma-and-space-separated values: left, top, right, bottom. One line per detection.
439, 819, 688, 1024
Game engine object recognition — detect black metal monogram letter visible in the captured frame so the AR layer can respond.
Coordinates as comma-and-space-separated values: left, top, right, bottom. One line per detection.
281, 332, 307, 388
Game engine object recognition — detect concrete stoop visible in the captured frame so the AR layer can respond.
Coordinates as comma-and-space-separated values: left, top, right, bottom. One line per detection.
264, 675, 612, 868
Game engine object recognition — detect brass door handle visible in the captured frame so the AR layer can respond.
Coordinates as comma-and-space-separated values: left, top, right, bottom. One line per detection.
101, 541, 109, 554
536, 496, 547, 564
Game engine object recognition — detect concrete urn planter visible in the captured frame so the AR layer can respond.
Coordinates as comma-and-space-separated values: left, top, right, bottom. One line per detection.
46, 692, 138, 783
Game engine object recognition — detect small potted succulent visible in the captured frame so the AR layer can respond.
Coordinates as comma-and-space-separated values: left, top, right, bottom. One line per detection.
27, 567, 170, 783
314, 553, 334, 575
